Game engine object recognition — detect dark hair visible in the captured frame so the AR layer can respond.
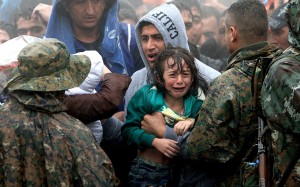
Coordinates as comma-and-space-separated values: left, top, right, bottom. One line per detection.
118, 9, 138, 24
184, 0, 202, 19
184, 0, 201, 11
14, 6, 48, 27
169, 0, 191, 13
225, 0, 268, 42
138, 21, 154, 33
14, 7, 34, 24
0, 21, 17, 39
169, 0, 193, 30
150, 46, 208, 97
201, 5, 221, 22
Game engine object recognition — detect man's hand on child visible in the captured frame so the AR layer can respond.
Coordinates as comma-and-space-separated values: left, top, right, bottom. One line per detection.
152, 138, 180, 158
141, 112, 166, 138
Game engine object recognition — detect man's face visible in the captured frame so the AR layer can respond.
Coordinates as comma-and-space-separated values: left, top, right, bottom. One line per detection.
269, 26, 290, 50
16, 16, 46, 37
140, 24, 165, 68
181, 9, 193, 40
67, 0, 105, 32
0, 29, 10, 44
188, 6, 202, 45
198, 15, 219, 46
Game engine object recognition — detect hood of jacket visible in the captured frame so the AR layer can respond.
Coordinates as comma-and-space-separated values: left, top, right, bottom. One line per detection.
45, 0, 127, 74
286, 0, 300, 50
135, 3, 190, 70
226, 42, 281, 70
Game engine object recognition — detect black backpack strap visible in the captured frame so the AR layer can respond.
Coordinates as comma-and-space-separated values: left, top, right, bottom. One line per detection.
276, 146, 300, 187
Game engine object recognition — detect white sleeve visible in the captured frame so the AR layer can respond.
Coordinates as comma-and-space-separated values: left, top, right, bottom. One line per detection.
73, 51, 104, 93
194, 58, 221, 84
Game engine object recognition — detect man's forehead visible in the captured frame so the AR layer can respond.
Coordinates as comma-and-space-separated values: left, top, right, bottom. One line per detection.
141, 24, 160, 34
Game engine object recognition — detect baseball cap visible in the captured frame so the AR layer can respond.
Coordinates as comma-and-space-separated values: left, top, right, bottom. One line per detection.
268, 3, 288, 30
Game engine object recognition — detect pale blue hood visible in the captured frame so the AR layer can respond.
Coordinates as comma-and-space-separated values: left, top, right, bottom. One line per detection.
135, 3, 190, 70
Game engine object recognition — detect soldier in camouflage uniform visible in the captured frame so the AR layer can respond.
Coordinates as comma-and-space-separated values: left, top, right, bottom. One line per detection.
184, 0, 282, 186
261, 0, 300, 186
0, 39, 119, 186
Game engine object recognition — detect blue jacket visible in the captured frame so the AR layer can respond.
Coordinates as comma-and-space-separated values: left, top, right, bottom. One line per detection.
46, 0, 143, 76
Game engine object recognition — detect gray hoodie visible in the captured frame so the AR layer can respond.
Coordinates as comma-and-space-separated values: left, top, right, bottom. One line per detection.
124, 3, 220, 114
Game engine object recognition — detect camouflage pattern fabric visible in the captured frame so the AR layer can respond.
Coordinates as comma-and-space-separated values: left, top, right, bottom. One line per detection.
5, 38, 91, 93
186, 42, 281, 186
0, 91, 119, 186
261, 1, 300, 185
286, 0, 300, 50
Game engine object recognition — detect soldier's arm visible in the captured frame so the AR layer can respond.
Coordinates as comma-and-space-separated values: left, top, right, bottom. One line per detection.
185, 78, 240, 163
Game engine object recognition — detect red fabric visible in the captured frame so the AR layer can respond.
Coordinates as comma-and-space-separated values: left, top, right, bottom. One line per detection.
0, 61, 19, 71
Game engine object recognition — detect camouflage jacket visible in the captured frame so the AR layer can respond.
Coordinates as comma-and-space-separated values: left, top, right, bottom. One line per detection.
186, 42, 281, 186
261, 46, 300, 186
0, 91, 119, 186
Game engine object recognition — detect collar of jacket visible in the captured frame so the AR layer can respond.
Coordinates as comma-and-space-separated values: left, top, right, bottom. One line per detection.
226, 42, 278, 70
9, 91, 67, 113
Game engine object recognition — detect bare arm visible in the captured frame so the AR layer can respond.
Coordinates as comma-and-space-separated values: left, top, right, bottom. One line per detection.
32, 3, 53, 23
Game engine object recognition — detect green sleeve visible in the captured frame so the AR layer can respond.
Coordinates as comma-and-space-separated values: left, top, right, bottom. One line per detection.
262, 56, 300, 132
122, 85, 156, 149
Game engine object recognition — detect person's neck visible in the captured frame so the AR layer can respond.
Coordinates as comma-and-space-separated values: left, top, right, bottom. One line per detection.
73, 27, 100, 43
164, 96, 184, 114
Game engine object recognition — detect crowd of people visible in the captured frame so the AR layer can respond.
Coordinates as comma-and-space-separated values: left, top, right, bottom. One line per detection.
0, 0, 299, 186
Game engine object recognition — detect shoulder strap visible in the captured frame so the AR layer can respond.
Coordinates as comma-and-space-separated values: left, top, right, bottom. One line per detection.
276, 146, 300, 187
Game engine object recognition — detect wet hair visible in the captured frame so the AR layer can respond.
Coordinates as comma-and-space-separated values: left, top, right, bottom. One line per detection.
150, 46, 208, 97
169, 0, 193, 30
0, 21, 17, 39
201, 5, 221, 22
138, 21, 154, 33
118, 9, 138, 23
225, 0, 268, 42
14, 7, 34, 23
169, 0, 191, 13
184, 0, 202, 20
118, 0, 138, 24
14, 7, 48, 27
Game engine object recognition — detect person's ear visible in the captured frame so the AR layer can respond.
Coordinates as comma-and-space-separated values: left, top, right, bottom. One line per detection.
230, 26, 237, 42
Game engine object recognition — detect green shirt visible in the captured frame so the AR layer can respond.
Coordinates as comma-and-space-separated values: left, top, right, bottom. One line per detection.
122, 84, 203, 149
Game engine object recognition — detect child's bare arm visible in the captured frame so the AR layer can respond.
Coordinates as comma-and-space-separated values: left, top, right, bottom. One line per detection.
174, 118, 195, 136
152, 138, 180, 158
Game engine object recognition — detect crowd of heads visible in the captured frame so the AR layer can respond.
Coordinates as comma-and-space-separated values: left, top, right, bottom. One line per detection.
0, 0, 292, 55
